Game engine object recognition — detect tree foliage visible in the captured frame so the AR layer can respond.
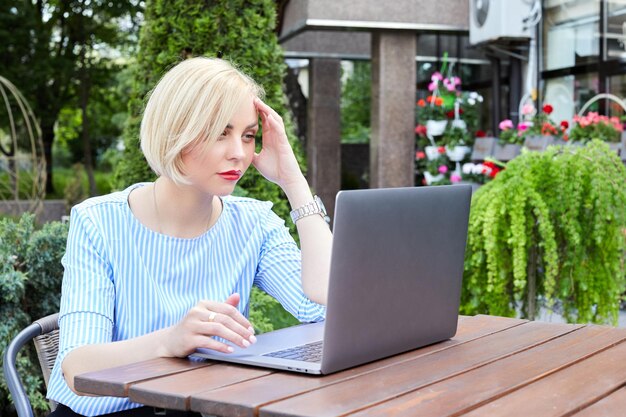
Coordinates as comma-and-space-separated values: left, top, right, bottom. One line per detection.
462, 141, 626, 324
0, 0, 141, 194
340, 61, 371, 143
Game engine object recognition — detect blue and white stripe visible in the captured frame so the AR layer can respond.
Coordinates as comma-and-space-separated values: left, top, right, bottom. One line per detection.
46, 183, 326, 416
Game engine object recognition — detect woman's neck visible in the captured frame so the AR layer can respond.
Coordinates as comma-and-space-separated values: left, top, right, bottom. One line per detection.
151, 177, 221, 238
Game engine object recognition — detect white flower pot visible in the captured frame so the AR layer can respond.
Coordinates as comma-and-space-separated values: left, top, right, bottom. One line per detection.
426, 119, 447, 137
450, 119, 467, 131
423, 171, 444, 185
445, 145, 471, 162
425, 146, 441, 160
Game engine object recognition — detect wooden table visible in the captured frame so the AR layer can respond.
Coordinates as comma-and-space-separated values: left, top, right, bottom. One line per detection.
75, 315, 626, 416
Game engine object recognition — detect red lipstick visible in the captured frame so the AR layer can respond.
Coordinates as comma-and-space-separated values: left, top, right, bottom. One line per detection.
218, 170, 242, 181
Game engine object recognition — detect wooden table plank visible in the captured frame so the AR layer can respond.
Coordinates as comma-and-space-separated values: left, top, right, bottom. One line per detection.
344, 326, 626, 417
462, 339, 626, 416
188, 316, 540, 417
74, 357, 212, 397
573, 386, 626, 417
127, 364, 273, 410
258, 321, 583, 417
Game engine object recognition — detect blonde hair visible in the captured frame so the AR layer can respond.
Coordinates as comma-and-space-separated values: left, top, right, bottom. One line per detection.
140, 57, 264, 184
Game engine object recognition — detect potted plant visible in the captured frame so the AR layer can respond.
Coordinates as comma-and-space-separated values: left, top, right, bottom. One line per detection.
522, 103, 567, 151
495, 118, 525, 160
461, 140, 626, 324
569, 112, 623, 155
442, 126, 471, 161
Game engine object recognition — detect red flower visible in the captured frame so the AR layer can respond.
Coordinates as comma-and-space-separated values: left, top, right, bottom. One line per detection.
541, 122, 558, 136
415, 125, 427, 136
426, 95, 434, 103
417, 99, 426, 107
415, 151, 426, 159
435, 97, 444, 106
446, 110, 455, 119
542, 104, 553, 114
560, 120, 569, 129
476, 130, 486, 138
437, 146, 446, 154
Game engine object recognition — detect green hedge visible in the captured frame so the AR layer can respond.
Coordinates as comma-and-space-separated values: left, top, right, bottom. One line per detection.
0, 214, 68, 416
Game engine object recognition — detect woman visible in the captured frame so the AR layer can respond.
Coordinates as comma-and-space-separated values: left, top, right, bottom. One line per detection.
46, 57, 332, 416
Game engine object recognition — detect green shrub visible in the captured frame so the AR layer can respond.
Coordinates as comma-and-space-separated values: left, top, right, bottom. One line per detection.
0, 214, 68, 416
462, 140, 626, 324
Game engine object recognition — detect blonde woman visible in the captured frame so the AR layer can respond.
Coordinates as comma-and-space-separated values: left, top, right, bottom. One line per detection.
46, 57, 332, 417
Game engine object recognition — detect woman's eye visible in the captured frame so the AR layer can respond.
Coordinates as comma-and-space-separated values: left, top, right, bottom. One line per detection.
243, 134, 256, 143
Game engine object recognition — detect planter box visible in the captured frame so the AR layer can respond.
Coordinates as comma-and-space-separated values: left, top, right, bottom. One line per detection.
524, 135, 554, 152
471, 137, 497, 160
493, 143, 522, 161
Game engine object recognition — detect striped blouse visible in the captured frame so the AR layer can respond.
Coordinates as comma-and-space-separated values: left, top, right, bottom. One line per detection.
46, 183, 326, 416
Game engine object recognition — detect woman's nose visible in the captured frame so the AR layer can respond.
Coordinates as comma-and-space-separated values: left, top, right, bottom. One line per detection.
226, 136, 245, 159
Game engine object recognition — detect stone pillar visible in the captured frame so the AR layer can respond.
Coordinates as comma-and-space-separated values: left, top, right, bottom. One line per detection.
307, 58, 341, 218
370, 32, 416, 188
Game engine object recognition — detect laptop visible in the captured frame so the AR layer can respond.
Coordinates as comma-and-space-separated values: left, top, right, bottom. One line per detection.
193, 185, 472, 375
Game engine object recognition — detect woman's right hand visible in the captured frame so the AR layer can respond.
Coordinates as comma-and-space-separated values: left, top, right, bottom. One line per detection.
160, 293, 256, 357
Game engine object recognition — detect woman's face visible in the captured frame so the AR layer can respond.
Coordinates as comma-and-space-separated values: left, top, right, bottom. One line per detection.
181, 96, 258, 196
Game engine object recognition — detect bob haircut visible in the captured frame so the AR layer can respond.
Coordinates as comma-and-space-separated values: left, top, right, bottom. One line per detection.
140, 57, 264, 185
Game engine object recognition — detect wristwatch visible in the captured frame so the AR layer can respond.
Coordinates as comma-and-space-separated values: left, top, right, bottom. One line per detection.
290, 195, 330, 224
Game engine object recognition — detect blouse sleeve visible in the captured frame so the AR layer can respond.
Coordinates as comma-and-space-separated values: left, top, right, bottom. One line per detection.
253, 207, 326, 323
57, 206, 115, 365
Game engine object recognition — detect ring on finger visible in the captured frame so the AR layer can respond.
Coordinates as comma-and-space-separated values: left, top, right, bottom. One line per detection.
208, 311, 217, 322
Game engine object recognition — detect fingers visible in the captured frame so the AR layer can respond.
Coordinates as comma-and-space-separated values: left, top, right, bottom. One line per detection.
201, 299, 253, 332
255, 98, 283, 128
190, 297, 256, 352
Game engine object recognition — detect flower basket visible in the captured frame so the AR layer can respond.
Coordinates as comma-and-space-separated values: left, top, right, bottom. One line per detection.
426, 119, 448, 137
493, 142, 522, 161
445, 145, 471, 162
471, 137, 497, 160
424, 145, 442, 160
524, 135, 555, 152
423, 171, 444, 185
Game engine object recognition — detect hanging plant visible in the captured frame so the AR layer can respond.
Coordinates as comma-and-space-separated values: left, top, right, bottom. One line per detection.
462, 140, 626, 324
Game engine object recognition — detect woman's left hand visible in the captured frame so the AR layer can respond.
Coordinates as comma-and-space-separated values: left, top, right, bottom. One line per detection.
253, 98, 305, 190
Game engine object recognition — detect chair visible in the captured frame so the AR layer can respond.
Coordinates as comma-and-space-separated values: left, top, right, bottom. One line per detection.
3, 313, 59, 417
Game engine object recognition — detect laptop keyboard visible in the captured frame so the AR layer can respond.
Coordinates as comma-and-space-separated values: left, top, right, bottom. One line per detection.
263, 341, 323, 363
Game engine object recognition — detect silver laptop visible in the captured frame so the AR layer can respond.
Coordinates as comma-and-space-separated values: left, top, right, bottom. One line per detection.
193, 185, 472, 375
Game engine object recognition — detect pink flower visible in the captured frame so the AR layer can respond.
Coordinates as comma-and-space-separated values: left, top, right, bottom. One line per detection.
438, 165, 448, 174
431, 71, 443, 81
450, 174, 462, 183
453, 76, 461, 86
428, 81, 437, 92
499, 119, 514, 130
518, 122, 530, 131
522, 104, 535, 115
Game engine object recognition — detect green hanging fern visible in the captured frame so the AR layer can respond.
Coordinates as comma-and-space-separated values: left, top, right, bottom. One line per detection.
461, 140, 626, 324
